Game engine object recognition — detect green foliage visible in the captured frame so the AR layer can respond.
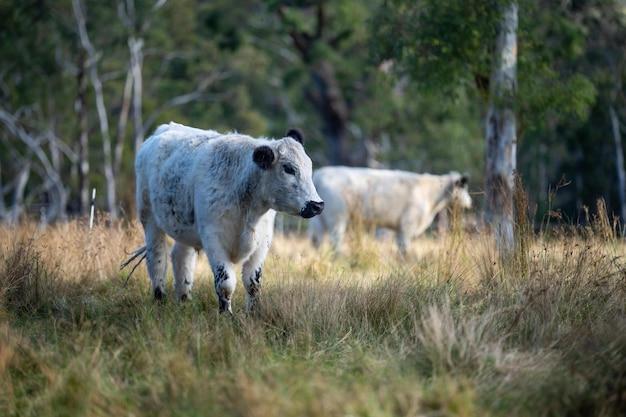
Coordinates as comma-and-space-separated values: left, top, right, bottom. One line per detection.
372, 0, 598, 124
372, 0, 502, 96
0, 0, 625, 220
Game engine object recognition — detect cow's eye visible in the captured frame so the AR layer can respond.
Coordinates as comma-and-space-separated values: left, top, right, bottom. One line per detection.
283, 164, 296, 176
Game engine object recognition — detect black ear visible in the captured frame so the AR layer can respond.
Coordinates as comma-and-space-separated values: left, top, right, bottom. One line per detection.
456, 175, 469, 187
253, 145, 275, 170
286, 128, 304, 145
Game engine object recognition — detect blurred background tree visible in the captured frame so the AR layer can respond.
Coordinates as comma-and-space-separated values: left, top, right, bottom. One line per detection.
0, 0, 625, 232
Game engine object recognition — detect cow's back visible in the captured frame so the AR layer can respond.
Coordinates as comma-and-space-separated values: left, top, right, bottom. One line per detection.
136, 124, 218, 246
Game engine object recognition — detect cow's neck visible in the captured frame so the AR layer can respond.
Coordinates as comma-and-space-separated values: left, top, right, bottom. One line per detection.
427, 177, 453, 216
234, 165, 271, 224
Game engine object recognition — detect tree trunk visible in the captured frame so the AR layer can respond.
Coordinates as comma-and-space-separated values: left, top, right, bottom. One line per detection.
129, 37, 144, 155
46, 131, 68, 223
610, 105, 626, 225
114, 67, 133, 175
277, 4, 353, 166
484, 2, 518, 254
77, 51, 90, 215
10, 162, 31, 224
91, 58, 118, 221
308, 61, 350, 165
73, 0, 118, 220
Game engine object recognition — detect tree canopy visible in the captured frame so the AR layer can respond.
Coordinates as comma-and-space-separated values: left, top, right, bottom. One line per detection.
1, 0, 625, 226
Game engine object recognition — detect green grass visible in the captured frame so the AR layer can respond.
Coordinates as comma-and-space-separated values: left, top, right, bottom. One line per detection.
1, 221, 626, 416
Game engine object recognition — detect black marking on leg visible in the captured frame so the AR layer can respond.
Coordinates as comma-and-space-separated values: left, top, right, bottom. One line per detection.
214, 265, 231, 313
180, 293, 188, 302
154, 287, 164, 301
246, 269, 263, 314
214, 265, 227, 291
247, 284, 259, 297
218, 297, 231, 314
247, 268, 262, 297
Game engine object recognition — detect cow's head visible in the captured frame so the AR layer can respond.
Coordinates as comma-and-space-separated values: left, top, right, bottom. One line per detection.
253, 129, 323, 218
449, 172, 472, 209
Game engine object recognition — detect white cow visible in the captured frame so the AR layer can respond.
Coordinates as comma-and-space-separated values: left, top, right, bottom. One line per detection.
309, 167, 471, 253
135, 122, 323, 313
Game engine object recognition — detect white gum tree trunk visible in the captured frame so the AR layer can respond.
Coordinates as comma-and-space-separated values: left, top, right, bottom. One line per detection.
484, 2, 518, 254
73, 0, 118, 220
77, 52, 90, 215
129, 36, 144, 155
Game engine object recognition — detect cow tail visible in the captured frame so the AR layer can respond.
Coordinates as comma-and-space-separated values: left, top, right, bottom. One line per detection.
120, 245, 147, 286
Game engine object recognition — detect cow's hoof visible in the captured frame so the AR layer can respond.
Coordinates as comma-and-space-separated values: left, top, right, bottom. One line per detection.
218, 299, 232, 315
154, 287, 165, 302
180, 293, 189, 302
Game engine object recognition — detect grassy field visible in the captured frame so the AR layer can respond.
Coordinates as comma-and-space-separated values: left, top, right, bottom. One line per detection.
1, 216, 626, 417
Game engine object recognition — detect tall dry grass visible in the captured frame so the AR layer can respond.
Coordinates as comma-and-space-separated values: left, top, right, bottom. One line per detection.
0, 208, 626, 416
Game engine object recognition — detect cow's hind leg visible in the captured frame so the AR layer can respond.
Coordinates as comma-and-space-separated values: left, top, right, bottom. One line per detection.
171, 242, 197, 302
242, 244, 271, 314
144, 222, 169, 300
329, 219, 347, 254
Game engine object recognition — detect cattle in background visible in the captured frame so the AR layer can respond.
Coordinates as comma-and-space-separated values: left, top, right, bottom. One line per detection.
309, 167, 471, 254
135, 122, 323, 313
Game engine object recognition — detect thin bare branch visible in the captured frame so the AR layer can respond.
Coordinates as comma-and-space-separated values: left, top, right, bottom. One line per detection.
153, 0, 168, 12
0, 109, 62, 186
121, 245, 147, 287
142, 72, 229, 134
73, 0, 118, 219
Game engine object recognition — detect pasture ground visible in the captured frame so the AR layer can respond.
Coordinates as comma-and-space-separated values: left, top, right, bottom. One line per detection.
1, 217, 626, 417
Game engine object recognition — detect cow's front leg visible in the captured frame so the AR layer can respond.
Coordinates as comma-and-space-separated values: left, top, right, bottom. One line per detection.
212, 262, 236, 314
201, 229, 237, 313
201, 244, 235, 314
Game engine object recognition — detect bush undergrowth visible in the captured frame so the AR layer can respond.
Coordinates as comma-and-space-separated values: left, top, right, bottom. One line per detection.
1, 217, 626, 416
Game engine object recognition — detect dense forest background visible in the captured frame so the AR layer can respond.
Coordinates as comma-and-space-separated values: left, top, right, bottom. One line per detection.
1, 0, 625, 228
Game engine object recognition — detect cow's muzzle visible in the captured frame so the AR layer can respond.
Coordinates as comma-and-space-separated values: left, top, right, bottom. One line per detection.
300, 200, 324, 218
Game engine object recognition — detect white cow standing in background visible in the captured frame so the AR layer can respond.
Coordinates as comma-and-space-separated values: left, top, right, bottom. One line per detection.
309, 167, 472, 254
135, 122, 323, 313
